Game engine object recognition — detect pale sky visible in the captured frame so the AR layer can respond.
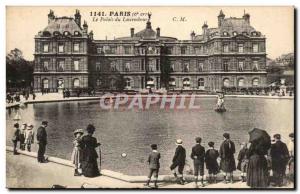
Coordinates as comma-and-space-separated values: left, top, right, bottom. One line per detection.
6, 6, 294, 60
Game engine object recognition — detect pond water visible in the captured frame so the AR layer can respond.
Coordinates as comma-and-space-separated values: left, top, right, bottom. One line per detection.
6, 97, 294, 175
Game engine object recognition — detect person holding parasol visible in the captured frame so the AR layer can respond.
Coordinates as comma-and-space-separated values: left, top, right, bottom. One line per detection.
247, 128, 271, 188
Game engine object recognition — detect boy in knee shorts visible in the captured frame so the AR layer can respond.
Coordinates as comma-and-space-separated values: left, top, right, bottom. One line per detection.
145, 144, 160, 188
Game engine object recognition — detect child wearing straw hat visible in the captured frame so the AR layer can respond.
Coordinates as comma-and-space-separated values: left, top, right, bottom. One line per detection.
71, 129, 84, 176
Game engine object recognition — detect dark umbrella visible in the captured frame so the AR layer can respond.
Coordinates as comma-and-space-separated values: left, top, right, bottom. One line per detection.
248, 128, 271, 152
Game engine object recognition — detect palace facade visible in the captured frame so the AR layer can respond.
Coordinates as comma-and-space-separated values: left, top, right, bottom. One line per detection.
33, 9, 267, 92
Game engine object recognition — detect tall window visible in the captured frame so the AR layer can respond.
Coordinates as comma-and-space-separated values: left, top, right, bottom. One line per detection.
181, 47, 187, 55
252, 78, 259, 86
125, 78, 131, 88
238, 43, 244, 53
183, 78, 190, 87
73, 60, 79, 71
43, 43, 49, 53
253, 60, 259, 71
167, 47, 173, 54
43, 61, 49, 71
111, 62, 116, 71
238, 61, 244, 71
58, 60, 64, 71
170, 64, 175, 72
198, 62, 204, 72
96, 62, 101, 71
169, 78, 176, 87
73, 43, 80, 52
42, 79, 49, 89
252, 43, 259, 53
223, 60, 229, 72
141, 59, 145, 71
223, 44, 229, 53
125, 62, 130, 72
156, 59, 160, 71
96, 79, 101, 87
73, 78, 80, 88
58, 43, 64, 53
124, 46, 131, 54
238, 78, 245, 87
198, 78, 205, 88
97, 47, 103, 54
183, 63, 189, 72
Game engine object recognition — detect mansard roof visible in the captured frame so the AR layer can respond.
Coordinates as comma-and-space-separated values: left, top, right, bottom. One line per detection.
43, 17, 83, 35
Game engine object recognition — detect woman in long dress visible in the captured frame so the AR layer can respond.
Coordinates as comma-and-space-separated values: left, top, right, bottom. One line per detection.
246, 140, 269, 188
71, 129, 84, 176
81, 124, 101, 177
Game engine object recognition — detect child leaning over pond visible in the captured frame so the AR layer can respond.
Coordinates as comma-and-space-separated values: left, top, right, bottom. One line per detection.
71, 129, 84, 176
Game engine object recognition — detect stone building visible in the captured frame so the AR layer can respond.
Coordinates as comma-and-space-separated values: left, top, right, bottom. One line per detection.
33, 9, 267, 92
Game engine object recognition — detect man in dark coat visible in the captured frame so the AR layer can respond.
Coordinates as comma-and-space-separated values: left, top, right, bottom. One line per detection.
144, 144, 161, 188
170, 139, 186, 185
36, 121, 48, 163
220, 133, 236, 183
12, 123, 20, 155
191, 137, 205, 187
270, 134, 289, 186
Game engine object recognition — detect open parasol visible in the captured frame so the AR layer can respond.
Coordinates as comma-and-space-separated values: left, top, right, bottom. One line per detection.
248, 128, 271, 151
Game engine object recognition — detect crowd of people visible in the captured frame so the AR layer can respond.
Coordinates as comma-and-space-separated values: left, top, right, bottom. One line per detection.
7, 90, 36, 104
11, 122, 294, 189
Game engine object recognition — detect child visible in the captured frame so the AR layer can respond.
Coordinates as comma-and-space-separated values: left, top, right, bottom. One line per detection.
237, 142, 249, 182
170, 139, 186, 185
25, 124, 34, 152
191, 137, 205, 187
205, 141, 220, 184
71, 129, 84, 176
145, 144, 160, 188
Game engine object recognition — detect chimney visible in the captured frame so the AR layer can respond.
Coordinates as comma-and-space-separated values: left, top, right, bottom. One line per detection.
74, 9, 81, 27
190, 31, 196, 40
156, 27, 160, 37
130, 28, 134, 37
89, 30, 94, 40
202, 22, 208, 41
243, 11, 250, 24
83, 20, 88, 34
218, 10, 225, 27
48, 9, 55, 24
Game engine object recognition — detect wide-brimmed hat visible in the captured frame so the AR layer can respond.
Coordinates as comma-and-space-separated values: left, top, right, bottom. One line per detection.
28, 124, 34, 128
74, 129, 84, 136
176, 139, 183, 145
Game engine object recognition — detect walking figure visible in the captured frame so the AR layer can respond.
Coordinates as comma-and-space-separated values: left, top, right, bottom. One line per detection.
270, 134, 289, 187
12, 123, 20, 155
36, 121, 48, 163
19, 123, 27, 150
170, 139, 186, 185
205, 141, 220, 184
25, 124, 34, 152
71, 129, 84, 176
237, 142, 249, 182
144, 144, 160, 188
191, 137, 205, 187
220, 133, 236, 183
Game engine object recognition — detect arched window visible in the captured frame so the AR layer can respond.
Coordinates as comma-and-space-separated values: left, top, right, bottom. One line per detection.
233, 31, 238, 36
183, 78, 190, 87
73, 78, 80, 88
42, 79, 49, 89
223, 78, 230, 87
198, 78, 205, 87
238, 78, 245, 87
252, 78, 259, 86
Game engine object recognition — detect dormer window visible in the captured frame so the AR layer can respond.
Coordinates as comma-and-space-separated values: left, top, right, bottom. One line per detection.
233, 31, 238, 36
74, 31, 80, 36
64, 31, 69, 36
53, 31, 60, 36
242, 32, 248, 36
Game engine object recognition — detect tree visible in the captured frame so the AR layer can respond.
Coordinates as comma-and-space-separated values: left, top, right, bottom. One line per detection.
6, 48, 34, 90
160, 46, 171, 90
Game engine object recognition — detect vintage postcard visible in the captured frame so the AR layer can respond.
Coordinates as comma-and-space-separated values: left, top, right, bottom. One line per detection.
6, 6, 295, 189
